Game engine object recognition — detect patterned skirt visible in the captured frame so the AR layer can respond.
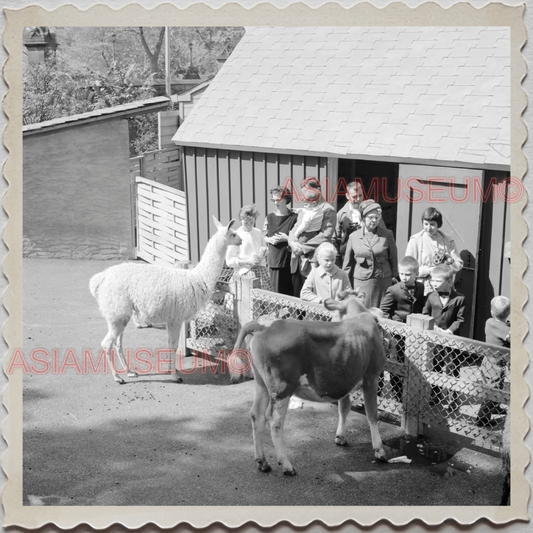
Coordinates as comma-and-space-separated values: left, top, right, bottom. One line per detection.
250, 265, 273, 291
352, 277, 392, 309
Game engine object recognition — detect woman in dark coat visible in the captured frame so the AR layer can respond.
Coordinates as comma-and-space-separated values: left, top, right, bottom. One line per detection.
342, 199, 399, 308
263, 186, 298, 295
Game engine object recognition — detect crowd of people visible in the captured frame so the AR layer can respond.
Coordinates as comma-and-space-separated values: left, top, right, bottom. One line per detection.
224, 178, 510, 425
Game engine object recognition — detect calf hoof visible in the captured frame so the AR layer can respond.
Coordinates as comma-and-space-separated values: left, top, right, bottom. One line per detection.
127, 372, 138, 378
335, 435, 348, 446
114, 376, 125, 385
374, 446, 389, 462
283, 468, 297, 476
230, 374, 242, 384
256, 460, 271, 473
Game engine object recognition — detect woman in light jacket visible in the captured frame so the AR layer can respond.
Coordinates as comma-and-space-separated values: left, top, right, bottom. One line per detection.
342, 200, 398, 308
226, 204, 271, 290
405, 207, 463, 295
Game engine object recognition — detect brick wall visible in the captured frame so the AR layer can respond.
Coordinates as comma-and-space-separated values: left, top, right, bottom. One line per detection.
23, 118, 134, 260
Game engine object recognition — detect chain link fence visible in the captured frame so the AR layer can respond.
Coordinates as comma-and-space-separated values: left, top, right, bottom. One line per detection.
187, 267, 239, 353
186, 272, 510, 450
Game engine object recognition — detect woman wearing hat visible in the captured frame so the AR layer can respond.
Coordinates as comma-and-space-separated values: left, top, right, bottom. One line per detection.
342, 199, 399, 308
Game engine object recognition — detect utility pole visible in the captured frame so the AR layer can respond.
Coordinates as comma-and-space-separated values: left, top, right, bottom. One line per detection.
165, 27, 171, 99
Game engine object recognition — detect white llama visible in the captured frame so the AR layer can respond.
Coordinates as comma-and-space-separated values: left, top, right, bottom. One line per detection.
89, 217, 241, 384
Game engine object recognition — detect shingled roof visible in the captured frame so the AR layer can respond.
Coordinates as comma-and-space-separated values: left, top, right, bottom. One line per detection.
23, 96, 170, 136
172, 27, 510, 169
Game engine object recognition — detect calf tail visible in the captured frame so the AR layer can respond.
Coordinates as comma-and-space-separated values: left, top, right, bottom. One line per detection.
229, 321, 265, 384
500, 413, 511, 506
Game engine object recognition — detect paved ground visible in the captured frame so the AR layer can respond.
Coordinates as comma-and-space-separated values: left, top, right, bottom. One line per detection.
22, 258, 505, 506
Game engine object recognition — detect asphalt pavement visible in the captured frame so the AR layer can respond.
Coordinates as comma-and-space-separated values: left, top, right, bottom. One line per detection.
22, 258, 505, 507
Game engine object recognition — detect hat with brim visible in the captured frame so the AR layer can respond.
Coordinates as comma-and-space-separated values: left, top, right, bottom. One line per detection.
361, 201, 382, 217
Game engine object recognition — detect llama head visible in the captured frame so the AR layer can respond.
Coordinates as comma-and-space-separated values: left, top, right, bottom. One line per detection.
212, 216, 241, 246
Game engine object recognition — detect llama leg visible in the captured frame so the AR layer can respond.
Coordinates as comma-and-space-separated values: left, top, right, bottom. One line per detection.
166, 322, 183, 383
102, 320, 128, 384
115, 333, 137, 378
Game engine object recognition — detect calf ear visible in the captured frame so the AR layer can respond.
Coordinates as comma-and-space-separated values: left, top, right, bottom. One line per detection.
227, 219, 236, 230
324, 298, 342, 311
369, 307, 384, 319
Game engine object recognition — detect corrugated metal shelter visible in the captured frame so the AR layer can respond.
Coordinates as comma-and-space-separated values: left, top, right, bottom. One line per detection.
172, 27, 511, 340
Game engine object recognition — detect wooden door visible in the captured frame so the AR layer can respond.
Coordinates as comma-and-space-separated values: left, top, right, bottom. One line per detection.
396, 164, 483, 338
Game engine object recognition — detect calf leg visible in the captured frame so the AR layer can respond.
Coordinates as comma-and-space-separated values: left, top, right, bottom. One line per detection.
250, 373, 272, 473
268, 397, 295, 475
363, 373, 387, 460
335, 395, 352, 446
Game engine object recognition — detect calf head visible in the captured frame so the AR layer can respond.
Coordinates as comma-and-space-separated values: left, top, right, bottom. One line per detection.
324, 290, 369, 320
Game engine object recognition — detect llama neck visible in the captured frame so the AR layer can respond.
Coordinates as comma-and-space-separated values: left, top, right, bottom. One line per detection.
190, 232, 228, 294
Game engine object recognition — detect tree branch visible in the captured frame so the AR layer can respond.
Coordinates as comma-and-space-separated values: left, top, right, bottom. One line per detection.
138, 27, 154, 61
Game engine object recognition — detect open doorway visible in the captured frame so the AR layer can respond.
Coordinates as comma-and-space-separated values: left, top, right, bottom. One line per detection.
337, 159, 399, 237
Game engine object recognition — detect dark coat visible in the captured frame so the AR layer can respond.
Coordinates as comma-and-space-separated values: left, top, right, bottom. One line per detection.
423, 289, 466, 335
380, 281, 425, 322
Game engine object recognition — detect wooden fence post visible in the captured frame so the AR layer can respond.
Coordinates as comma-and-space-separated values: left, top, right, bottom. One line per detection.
403, 313, 435, 437
235, 273, 260, 328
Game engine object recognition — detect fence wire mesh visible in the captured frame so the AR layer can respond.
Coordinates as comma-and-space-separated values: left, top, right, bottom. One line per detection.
187, 268, 239, 352
187, 273, 510, 450
251, 289, 333, 322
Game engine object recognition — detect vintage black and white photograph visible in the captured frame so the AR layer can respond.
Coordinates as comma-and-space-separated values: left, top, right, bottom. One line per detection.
2, 1, 529, 529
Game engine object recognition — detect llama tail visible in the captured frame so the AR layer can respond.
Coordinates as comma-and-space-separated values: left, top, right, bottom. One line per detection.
229, 321, 265, 383
89, 271, 106, 299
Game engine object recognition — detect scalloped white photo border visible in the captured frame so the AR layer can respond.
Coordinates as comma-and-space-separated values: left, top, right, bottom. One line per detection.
2, 2, 529, 529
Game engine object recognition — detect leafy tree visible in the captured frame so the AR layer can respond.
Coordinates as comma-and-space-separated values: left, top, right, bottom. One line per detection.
23, 26, 245, 155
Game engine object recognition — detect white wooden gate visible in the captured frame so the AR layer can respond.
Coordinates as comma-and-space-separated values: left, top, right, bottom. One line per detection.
134, 176, 189, 265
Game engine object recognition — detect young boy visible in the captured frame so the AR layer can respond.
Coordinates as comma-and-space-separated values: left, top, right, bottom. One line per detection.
475, 296, 510, 427
380, 256, 425, 322
380, 256, 425, 402
423, 264, 466, 409
300, 242, 351, 303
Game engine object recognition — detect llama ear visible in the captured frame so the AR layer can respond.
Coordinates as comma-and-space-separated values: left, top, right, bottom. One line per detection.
227, 219, 236, 230
212, 216, 223, 231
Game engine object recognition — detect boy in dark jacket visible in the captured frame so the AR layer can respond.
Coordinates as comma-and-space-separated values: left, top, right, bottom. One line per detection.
423, 264, 466, 410
475, 296, 510, 427
380, 256, 425, 402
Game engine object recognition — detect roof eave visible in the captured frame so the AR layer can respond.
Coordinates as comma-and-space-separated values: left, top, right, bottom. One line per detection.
23, 98, 170, 137
172, 140, 510, 172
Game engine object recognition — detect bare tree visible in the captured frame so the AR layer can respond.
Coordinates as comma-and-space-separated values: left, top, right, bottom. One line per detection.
138, 27, 165, 76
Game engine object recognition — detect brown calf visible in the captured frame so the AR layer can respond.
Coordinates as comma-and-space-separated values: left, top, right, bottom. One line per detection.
231, 291, 388, 475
